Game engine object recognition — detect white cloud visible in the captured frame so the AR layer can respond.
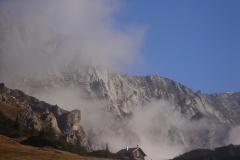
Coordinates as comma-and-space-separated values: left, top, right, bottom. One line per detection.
225, 126, 240, 145
1, 0, 146, 71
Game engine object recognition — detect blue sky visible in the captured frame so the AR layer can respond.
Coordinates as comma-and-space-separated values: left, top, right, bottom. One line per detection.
117, 0, 240, 94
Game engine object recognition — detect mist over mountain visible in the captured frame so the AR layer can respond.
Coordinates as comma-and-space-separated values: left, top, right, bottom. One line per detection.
0, 2, 240, 160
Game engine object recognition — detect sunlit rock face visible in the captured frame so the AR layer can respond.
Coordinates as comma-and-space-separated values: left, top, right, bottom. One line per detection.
0, 6, 240, 152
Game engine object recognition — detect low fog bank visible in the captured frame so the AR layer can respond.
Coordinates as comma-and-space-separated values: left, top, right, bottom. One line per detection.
34, 88, 185, 159
34, 87, 233, 159
224, 126, 240, 145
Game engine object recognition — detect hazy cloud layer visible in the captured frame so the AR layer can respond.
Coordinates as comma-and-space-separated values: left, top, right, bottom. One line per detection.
34, 88, 220, 159
34, 88, 186, 159
1, 0, 145, 71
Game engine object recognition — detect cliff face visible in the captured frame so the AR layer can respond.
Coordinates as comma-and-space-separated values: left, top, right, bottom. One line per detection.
0, 83, 87, 148
19, 67, 239, 129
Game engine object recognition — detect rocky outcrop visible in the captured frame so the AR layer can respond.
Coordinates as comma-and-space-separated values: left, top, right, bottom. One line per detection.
0, 83, 87, 148
57, 110, 87, 147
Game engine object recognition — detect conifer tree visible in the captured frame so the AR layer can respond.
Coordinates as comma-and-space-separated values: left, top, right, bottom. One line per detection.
14, 114, 22, 132
31, 124, 37, 135
105, 143, 111, 158
46, 123, 55, 138
39, 127, 45, 138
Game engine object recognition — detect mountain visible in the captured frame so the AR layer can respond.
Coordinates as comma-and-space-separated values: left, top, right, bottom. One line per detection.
13, 68, 239, 151
0, 83, 87, 148
0, 5, 240, 158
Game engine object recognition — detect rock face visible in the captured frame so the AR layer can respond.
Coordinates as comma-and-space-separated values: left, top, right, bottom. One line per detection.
58, 109, 87, 146
0, 83, 87, 148
0, 6, 240, 152
5, 66, 240, 151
